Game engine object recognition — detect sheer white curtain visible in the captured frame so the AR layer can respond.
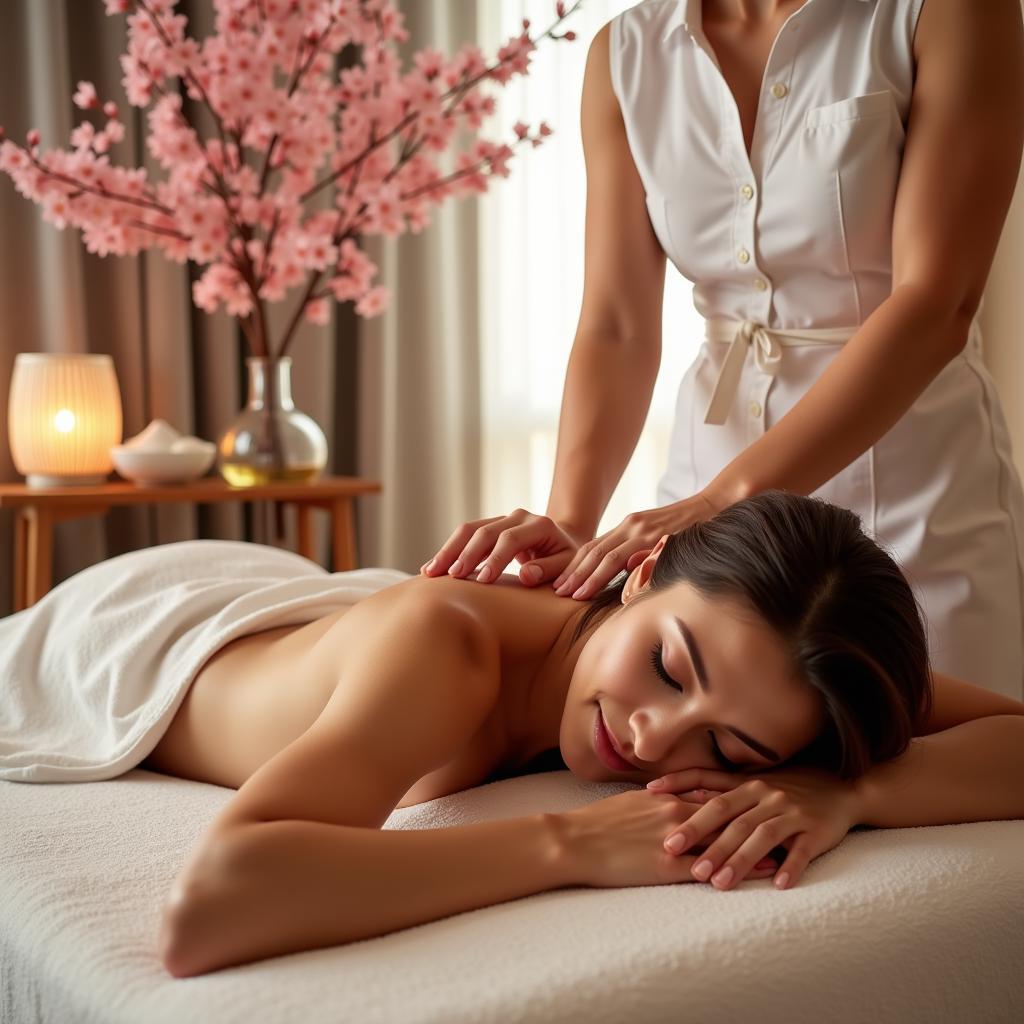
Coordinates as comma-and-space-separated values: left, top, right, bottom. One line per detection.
474, 0, 703, 544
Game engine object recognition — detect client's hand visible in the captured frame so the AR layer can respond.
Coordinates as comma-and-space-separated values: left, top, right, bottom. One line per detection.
649, 766, 862, 891
556, 789, 782, 890
420, 509, 587, 587
551, 491, 720, 600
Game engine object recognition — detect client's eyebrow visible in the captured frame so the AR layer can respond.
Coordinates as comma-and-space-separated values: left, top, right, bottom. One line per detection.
673, 615, 781, 763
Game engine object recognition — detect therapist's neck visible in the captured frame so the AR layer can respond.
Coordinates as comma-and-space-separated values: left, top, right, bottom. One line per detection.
707, 1, 797, 24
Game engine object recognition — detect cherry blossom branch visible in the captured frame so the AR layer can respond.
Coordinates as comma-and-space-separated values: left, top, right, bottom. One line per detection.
274, 6, 390, 359
274, 152, 368, 358
15, 142, 173, 216
134, 10, 267, 354
277, 133, 528, 359
256, 207, 282, 293
126, 218, 188, 241
399, 146, 515, 203
274, 257, 333, 361
258, 15, 335, 196
145, 2, 337, 347
141, 73, 252, 256
136, 0, 234, 171
299, 0, 581, 207
299, 136, 526, 299
135, 46, 268, 348
274, 2, 553, 357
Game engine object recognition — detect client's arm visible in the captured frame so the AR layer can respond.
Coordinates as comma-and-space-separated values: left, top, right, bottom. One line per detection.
158, 593, 571, 978
854, 671, 1024, 828
854, 714, 1024, 829
166, 810, 568, 977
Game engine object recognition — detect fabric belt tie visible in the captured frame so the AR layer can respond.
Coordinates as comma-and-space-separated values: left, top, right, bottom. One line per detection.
702, 318, 860, 425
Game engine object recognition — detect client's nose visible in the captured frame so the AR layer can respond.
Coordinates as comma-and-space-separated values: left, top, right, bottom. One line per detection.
630, 707, 707, 767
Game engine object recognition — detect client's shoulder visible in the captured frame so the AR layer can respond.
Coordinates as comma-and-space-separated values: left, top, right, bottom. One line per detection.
326, 570, 501, 667
328, 569, 573, 679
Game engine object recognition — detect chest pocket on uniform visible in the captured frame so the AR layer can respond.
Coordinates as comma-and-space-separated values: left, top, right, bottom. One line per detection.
799, 89, 906, 280
804, 89, 901, 130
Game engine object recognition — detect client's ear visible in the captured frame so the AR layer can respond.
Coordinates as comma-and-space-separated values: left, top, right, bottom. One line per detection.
622, 534, 670, 603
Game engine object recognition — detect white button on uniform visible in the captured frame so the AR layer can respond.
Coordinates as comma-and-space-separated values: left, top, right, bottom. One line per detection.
771, 83, 788, 98
738, 249, 750, 264
754, 278, 767, 291
741, 185, 754, 200
749, 401, 762, 418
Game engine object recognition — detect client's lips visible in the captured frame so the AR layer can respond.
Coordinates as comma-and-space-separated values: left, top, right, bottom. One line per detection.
594, 706, 637, 771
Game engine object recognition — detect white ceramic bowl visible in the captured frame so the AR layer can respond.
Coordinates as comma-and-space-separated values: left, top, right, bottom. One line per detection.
110, 442, 216, 484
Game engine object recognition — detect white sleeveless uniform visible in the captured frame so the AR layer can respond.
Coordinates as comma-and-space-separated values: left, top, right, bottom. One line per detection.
611, 0, 1024, 699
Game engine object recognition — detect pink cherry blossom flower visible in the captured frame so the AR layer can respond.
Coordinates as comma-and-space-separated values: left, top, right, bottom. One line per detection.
42, 191, 72, 230
0, 142, 30, 173
355, 286, 390, 318
71, 121, 97, 151
304, 298, 330, 325
104, 120, 127, 145
73, 81, 99, 109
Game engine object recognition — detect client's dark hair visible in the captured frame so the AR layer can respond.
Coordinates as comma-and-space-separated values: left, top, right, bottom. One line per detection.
569, 489, 933, 781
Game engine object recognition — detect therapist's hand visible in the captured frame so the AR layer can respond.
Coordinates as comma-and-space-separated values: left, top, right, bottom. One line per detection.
551, 491, 720, 600
420, 509, 588, 587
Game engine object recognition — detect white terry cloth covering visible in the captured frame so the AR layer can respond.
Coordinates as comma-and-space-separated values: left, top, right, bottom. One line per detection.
1, 768, 1022, 1023
0, 539, 411, 783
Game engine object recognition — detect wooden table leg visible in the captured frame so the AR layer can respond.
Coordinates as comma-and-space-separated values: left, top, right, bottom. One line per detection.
296, 503, 315, 562
274, 500, 286, 545
24, 506, 53, 608
13, 508, 28, 612
331, 497, 356, 571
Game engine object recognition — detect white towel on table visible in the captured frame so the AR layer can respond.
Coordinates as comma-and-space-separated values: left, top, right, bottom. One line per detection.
0, 540, 410, 783
2, 768, 1023, 1022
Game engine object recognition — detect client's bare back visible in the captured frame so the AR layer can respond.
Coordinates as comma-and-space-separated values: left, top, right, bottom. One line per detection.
141, 608, 353, 788
139, 570, 559, 807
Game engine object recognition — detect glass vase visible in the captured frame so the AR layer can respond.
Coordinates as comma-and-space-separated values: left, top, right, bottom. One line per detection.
216, 357, 328, 486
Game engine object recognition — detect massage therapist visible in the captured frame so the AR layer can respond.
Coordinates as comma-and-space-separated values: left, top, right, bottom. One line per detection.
423, 0, 1024, 700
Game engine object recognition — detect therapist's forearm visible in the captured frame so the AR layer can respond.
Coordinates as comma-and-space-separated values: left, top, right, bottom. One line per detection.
703, 284, 972, 510
854, 715, 1024, 829
546, 328, 661, 541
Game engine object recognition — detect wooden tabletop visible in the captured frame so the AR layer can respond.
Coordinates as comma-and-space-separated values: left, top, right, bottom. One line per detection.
0, 475, 382, 508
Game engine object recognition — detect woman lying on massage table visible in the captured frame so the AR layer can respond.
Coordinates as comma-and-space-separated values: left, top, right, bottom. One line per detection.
145, 489, 1024, 978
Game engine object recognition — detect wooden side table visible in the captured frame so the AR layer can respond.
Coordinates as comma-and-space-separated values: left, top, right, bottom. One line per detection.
0, 475, 382, 612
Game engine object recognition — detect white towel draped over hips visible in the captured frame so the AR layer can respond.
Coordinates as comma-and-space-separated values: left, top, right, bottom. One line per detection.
612, 0, 1024, 698
0, 540, 410, 783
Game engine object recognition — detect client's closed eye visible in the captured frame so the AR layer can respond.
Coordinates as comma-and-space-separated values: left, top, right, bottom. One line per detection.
648, 641, 743, 771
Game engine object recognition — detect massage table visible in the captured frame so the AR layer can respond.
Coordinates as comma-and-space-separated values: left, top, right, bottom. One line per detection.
2, 766, 1022, 1023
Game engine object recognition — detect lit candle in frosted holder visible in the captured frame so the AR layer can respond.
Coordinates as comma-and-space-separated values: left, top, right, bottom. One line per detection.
7, 353, 123, 488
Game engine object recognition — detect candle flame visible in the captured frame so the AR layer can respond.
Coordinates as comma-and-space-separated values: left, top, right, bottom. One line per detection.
53, 409, 76, 433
